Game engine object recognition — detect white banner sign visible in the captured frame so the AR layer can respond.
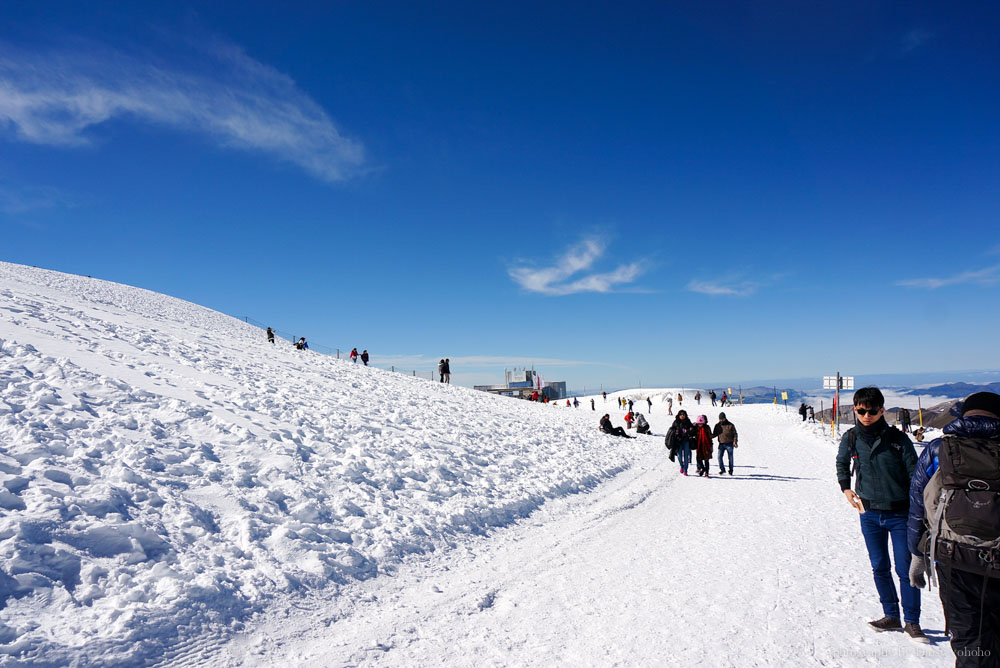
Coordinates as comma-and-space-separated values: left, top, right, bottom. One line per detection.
823, 376, 855, 390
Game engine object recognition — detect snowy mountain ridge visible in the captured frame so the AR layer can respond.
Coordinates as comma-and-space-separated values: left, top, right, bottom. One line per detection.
0, 262, 650, 665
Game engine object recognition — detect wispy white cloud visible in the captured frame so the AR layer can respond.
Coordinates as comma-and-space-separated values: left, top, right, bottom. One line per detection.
0, 181, 73, 215
900, 29, 931, 54
508, 238, 645, 296
686, 279, 759, 297
0, 37, 364, 182
896, 265, 1000, 289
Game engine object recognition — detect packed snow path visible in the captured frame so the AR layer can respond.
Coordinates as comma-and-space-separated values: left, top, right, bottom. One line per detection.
209, 403, 950, 667
0, 263, 950, 666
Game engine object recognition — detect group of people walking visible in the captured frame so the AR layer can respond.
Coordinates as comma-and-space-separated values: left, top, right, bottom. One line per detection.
837, 386, 1000, 664
664, 410, 739, 476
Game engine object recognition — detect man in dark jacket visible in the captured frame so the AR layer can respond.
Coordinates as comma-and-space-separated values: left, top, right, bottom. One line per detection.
713, 412, 738, 475
907, 392, 1000, 665
599, 414, 632, 438
835, 387, 925, 641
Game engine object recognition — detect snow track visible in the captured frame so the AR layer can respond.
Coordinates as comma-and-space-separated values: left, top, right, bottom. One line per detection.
209, 407, 951, 667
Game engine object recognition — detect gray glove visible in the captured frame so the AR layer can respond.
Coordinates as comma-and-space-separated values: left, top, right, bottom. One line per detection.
909, 555, 928, 589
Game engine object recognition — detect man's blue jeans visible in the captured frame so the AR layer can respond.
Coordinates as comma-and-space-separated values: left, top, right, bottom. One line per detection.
859, 510, 920, 623
718, 443, 734, 473
677, 441, 691, 473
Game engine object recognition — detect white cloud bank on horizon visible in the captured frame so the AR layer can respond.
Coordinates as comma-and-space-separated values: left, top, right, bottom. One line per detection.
0, 38, 364, 182
686, 278, 759, 297
508, 238, 645, 296
896, 265, 1000, 289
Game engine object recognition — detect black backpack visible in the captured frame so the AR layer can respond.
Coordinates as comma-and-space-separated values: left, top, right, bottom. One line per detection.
923, 435, 1000, 579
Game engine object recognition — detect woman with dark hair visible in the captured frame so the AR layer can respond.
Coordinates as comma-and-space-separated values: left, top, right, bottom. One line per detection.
665, 409, 696, 476
693, 415, 714, 477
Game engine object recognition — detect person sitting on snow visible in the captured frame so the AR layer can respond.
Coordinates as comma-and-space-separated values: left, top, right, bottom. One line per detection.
634, 412, 650, 434
600, 414, 632, 438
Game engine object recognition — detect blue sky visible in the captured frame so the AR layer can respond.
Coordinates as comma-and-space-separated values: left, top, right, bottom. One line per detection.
2, 2, 998, 390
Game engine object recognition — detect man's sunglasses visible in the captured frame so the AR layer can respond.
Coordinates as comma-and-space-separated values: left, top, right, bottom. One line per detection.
855, 407, 882, 416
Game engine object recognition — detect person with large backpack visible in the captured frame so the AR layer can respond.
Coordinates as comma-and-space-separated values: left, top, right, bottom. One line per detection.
835, 386, 926, 642
907, 392, 1000, 664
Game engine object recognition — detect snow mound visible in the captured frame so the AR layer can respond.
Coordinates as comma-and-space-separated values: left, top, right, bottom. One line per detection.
0, 262, 644, 665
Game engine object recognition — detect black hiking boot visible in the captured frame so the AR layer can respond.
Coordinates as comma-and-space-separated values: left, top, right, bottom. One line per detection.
903, 623, 929, 644
868, 617, 902, 632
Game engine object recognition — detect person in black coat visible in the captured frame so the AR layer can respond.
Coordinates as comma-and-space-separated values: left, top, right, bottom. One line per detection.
600, 414, 632, 438
665, 410, 696, 475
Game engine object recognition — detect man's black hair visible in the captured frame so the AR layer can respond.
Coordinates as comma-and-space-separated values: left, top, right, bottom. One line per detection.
852, 386, 885, 409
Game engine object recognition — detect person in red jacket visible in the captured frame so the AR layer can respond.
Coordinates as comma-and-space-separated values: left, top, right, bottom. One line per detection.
693, 415, 714, 477
349, 348, 359, 363
624, 411, 635, 429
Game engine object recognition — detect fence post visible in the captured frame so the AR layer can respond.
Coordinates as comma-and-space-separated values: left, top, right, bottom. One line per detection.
412, 370, 415, 376
391, 366, 395, 372
336, 349, 340, 359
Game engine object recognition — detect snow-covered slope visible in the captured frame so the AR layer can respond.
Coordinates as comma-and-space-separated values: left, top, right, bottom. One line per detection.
0, 262, 647, 665
0, 263, 953, 667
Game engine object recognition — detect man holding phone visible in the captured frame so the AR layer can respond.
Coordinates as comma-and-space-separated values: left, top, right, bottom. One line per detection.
835, 386, 927, 642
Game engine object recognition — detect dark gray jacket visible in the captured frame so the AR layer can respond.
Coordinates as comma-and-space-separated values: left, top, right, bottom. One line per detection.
836, 421, 917, 512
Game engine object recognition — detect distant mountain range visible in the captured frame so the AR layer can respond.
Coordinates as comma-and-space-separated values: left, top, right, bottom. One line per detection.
901, 381, 1000, 399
